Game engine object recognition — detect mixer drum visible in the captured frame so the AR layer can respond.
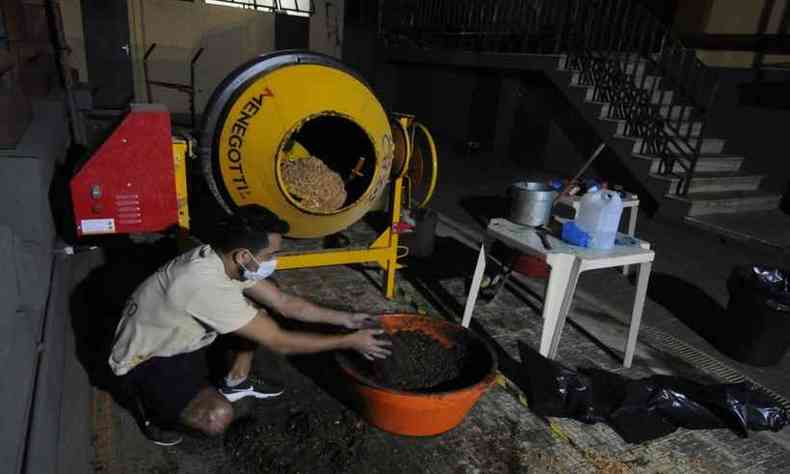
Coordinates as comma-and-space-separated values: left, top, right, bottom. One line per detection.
199, 51, 394, 238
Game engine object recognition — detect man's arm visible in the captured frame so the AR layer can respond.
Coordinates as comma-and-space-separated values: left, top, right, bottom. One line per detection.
234, 310, 391, 359
243, 280, 370, 328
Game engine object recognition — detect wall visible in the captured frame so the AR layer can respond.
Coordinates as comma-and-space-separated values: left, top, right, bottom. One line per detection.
379, 62, 598, 178
58, 0, 342, 115
674, 0, 714, 34
343, 22, 378, 89
669, 0, 790, 193
385, 63, 485, 147
275, 13, 309, 50
127, 0, 275, 116
309, 0, 344, 58
496, 74, 603, 177
58, 0, 88, 82
707, 67, 790, 193
691, 0, 790, 68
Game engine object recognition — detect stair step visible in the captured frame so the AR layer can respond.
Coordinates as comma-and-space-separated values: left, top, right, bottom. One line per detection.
665, 121, 703, 137
604, 54, 657, 82
571, 71, 662, 91
631, 73, 662, 90
622, 60, 649, 77
659, 104, 695, 121
620, 136, 725, 155
665, 190, 782, 217
634, 153, 744, 173
599, 102, 696, 122
587, 87, 674, 105
649, 171, 764, 193
559, 54, 647, 69
650, 89, 675, 105
562, 56, 649, 79
612, 120, 702, 138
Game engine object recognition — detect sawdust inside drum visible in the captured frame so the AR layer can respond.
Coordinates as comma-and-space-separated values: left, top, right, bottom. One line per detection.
277, 114, 377, 216
280, 156, 347, 212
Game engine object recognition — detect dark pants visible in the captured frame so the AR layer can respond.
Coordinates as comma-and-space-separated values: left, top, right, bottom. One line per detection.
122, 346, 212, 427
119, 335, 260, 427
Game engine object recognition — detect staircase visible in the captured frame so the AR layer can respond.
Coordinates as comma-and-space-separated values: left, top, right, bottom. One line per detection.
380, 0, 783, 227
551, 54, 781, 221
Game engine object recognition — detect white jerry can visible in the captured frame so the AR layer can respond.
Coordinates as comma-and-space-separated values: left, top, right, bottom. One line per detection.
576, 190, 624, 249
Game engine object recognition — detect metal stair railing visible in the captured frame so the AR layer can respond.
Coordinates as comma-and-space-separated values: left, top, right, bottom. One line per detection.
380, 0, 721, 195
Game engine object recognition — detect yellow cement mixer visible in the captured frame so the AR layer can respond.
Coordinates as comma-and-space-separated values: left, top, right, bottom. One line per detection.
197, 51, 438, 297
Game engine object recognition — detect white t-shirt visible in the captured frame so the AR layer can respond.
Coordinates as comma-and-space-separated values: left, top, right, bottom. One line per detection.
109, 245, 258, 376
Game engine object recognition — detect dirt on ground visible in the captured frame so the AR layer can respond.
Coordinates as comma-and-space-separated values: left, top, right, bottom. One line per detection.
224, 397, 370, 474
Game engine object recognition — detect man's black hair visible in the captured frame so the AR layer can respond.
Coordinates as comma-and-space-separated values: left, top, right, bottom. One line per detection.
211, 205, 290, 254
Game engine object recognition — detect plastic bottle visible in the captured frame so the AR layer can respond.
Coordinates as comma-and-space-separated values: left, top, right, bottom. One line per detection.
575, 189, 624, 249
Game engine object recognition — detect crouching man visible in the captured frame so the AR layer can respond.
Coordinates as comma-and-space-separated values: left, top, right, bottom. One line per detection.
108, 205, 391, 445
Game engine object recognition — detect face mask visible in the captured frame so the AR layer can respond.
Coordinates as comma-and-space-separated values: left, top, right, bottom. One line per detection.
241, 253, 277, 281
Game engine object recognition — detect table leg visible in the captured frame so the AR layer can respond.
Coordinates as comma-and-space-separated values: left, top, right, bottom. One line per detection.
624, 261, 652, 368
461, 243, 487, 328
622, 206, 639, 275
548, 257, 582, 359
539, 255, 575, 358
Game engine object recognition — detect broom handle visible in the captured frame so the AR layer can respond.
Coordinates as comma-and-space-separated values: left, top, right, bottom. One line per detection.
553, 143, 607, 205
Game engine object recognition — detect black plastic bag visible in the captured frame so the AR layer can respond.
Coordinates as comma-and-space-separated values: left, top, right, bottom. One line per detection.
721, 267, 790, 366
647, 376, 730, 431
517, 344, 788, 443
747, 266, 790, 310
580, 368, 628, 420
649, 379, 788, 437
694, 382, 788, 435
519, 343, 600, 423
607, 378, 679, 444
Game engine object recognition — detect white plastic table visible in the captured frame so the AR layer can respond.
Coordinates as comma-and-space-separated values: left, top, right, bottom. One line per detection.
461, 218, 655, 368
557, 192, 640, 275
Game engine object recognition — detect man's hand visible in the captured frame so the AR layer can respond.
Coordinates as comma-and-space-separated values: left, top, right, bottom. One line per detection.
346, 329, 392, 360
344, 312, 381, 330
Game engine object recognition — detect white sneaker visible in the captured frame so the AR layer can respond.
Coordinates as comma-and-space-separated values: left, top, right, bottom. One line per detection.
217, 376, 284, 402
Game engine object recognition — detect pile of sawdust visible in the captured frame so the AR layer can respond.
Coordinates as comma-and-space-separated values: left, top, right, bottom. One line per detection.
280, 156, 347, 212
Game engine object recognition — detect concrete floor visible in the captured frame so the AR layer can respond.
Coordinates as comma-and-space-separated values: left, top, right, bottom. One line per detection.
65, 138, 790, 472
687, 210, 790, 252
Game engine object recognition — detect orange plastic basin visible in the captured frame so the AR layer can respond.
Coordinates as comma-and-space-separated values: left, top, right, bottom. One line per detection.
336, 314, 498, 437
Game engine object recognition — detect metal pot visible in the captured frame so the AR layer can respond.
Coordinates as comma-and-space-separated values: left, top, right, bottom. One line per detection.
508, 181, 557, 227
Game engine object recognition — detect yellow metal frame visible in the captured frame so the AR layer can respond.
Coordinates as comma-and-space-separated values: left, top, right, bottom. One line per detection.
390, 113, 414, 179
275, 114, 415, 299
172, 139, 190, 231
392, 116, 439, 209
277, 175, 404, 299
413, 121, 438, 208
